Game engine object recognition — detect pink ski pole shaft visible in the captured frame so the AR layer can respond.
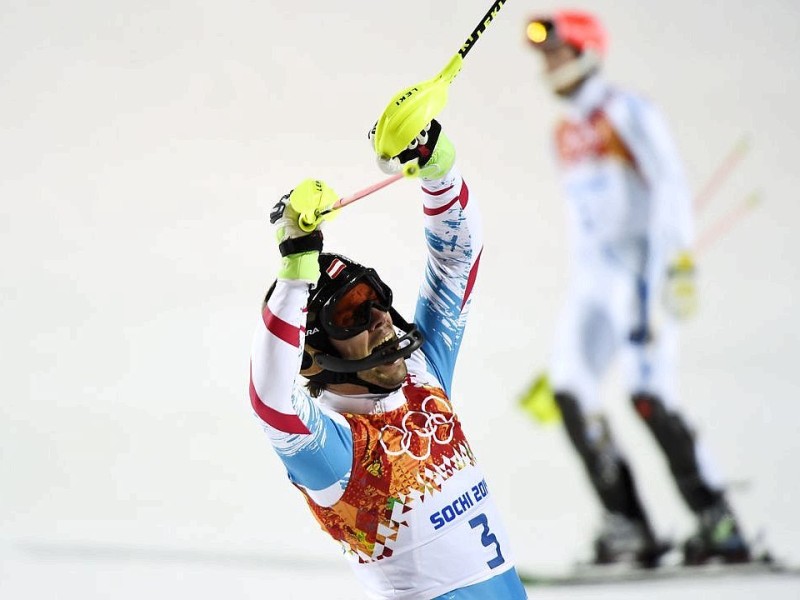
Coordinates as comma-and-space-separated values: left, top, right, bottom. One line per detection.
695, 190, 761, 254
318, 172, 404, 216
694, 135, 751, 214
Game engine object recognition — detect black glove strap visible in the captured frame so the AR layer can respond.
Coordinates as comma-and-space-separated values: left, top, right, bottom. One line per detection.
278, 230, 324, 257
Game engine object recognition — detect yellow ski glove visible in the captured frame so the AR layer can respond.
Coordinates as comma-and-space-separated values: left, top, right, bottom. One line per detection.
269, 179, 338, 283
663, 251, 698, 319
368, 119, 456, 180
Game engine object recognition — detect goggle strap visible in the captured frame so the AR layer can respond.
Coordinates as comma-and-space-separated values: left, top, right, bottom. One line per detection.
388, 306, 412, 331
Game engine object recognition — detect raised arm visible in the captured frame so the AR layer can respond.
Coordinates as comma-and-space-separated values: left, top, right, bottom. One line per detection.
416, 157, 483, 396
376, 121, 484, 395
249, 181, 353, 507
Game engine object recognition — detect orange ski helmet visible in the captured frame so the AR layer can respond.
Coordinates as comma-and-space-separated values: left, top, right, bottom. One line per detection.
525, 9, 608, 55
525, 10, 607, 92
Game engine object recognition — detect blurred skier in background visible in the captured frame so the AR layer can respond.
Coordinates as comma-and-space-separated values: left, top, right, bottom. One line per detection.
521, 9, 751, 567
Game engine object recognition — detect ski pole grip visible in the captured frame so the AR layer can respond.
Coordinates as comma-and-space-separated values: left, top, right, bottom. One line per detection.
298, 212, 318, 233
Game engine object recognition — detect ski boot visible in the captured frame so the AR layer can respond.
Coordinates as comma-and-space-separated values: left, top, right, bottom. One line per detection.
593, 512, 671, 568
683, 499, 751, 565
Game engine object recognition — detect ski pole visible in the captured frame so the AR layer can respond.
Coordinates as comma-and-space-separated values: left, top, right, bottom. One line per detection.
373, 0, 508, 160
695, 190, 761, 254
694, 134, 751, 213
312, 0, 509, 221
459, 0, 508, 60
315, 172, 404, 218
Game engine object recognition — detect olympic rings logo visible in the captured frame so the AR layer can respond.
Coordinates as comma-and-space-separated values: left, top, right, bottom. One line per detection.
379, 395, 455, 461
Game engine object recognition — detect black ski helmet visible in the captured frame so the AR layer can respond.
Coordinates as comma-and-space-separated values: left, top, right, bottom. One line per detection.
269, 253, 424, 391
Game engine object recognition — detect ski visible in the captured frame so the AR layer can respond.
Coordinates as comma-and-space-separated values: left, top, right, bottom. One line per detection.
518, 554, 800, 587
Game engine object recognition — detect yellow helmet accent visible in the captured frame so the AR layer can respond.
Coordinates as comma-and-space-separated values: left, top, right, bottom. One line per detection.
373, 53, 463, 159
289, 178, 339, 232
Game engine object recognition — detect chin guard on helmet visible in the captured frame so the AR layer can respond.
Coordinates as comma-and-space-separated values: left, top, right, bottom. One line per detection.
265, 253, 424, 393
312, 306, 423, 373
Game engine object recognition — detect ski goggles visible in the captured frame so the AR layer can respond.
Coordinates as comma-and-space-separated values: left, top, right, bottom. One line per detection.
321, 271, 393, 340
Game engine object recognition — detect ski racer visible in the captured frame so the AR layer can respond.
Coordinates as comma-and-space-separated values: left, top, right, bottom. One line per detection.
249, 118, 528, 598
522, 9, 751, 567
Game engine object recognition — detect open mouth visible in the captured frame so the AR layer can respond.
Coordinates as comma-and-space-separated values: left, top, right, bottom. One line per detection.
371, 333, 399, 355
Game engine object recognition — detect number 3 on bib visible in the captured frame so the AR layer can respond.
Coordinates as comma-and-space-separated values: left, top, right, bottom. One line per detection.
469, 513, 505, 569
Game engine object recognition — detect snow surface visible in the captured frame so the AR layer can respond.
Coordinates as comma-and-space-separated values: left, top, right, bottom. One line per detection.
3, 0, 799, 598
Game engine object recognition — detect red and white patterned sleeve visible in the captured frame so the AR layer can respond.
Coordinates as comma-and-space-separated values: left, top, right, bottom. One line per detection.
249, 279, 312, 436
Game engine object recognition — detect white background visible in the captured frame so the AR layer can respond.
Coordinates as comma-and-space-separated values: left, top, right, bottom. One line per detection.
2, 0, 799, 598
